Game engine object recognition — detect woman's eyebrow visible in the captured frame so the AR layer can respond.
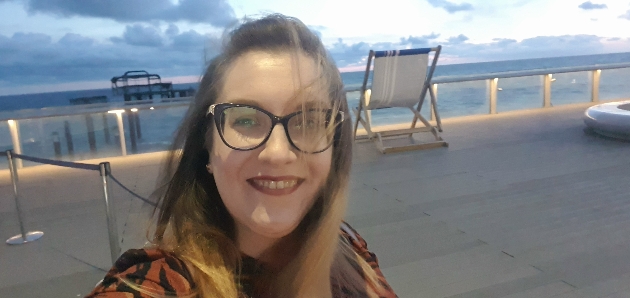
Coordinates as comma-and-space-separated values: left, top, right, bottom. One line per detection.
227, 98, 260, 106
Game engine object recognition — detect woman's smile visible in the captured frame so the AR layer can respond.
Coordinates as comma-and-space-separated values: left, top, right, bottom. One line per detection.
248, 176, 303, 195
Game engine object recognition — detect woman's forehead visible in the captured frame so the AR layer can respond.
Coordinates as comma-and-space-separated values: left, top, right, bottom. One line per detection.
218, 50, 331, 112
225, 50, 320, 84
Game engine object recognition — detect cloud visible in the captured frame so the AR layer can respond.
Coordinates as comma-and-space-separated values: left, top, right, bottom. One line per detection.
58, 33, 94, 47
324, 34, 623, 70
165, 24, 179, 36
578, 1, 607, 10
400, 33, 441, 47
620, 10, 630, 20
23, 0, 236, 27
308, 26, 326, 39
426, 0, 473, 13
2, 29, 629, 95
122, 24, 164, 47
0, 28, 218, 91
447, 34, 469, 44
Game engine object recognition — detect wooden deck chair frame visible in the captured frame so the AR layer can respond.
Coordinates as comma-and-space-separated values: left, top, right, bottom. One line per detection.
352, 46, 448, 154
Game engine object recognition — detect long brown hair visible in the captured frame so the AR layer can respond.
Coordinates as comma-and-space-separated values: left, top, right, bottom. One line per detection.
149, 14, 382, 297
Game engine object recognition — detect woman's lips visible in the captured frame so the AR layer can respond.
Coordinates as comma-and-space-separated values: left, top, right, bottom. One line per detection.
247, 176, 303, 195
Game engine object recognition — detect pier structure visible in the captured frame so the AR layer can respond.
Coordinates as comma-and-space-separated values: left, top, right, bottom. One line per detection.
110, 70, 195, 153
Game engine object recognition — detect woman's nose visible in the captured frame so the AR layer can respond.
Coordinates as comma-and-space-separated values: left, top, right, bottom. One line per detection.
258, 124, 298, 164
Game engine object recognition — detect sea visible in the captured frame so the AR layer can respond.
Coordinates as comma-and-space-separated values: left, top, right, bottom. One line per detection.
1, 52, 629, 167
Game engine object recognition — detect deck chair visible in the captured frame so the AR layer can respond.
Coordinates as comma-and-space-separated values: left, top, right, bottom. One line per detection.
352, 46, 448, 153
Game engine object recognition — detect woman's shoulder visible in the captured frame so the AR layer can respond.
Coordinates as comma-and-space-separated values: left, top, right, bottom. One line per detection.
339, 221, 398, 298
85, 248, 195, 297
340, 221, 376, 266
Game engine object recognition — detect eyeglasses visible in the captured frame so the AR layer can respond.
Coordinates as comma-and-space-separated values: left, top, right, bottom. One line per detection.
207, 103, 344, 153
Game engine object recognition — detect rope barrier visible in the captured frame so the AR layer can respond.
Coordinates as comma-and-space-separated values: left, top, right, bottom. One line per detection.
11, 152, 100, 171
3, 150, 161, 264
109, 174, 157, 207
4, 151, 155, 207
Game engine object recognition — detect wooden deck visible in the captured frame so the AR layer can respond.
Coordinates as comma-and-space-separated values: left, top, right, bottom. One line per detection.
1, 102, 629, 297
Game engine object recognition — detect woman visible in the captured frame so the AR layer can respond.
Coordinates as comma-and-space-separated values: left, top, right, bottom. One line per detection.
87, 14, 396, 298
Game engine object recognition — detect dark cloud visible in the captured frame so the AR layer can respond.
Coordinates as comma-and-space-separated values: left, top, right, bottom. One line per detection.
165, 24, 179, 36
426, 0, 473, 13
0, 28, 217, 89
620, 10, 630, 20
1, 28, 627, 93
578, 1, 607, 10
122, 24, 164, 47
170, 29, 207, 51
447, 34, 469, 44
58, 33, 94, 47
24, 0, 236, 27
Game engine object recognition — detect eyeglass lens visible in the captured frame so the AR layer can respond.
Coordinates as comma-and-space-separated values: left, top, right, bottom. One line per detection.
218, 106, 337, 152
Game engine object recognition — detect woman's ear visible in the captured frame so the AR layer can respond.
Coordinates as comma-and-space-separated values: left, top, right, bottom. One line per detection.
206, 163, 213, 174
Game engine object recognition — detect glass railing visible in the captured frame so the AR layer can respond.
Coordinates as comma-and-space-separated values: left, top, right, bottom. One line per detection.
2, 62, 630, 169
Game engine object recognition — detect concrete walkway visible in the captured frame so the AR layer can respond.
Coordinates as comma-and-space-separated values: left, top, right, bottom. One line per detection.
1, 102, 629, 297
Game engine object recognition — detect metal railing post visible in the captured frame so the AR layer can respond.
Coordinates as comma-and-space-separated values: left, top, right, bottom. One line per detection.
543, 74, 552, 108
7, 120, 23, 169
489, 78, 498, 114
99, 162, 120, 264
430, 83, 438, 121
591, 69, 601, 102
5, 150, 44, 245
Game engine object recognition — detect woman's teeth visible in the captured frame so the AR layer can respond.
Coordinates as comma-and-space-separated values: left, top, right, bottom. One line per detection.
254, 180, 298, 190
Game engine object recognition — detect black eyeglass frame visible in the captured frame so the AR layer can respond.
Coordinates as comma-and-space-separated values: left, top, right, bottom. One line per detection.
206, 103, 345, 153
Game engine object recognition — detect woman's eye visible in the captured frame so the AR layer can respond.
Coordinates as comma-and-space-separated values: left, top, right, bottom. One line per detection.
232, 117, 259, 127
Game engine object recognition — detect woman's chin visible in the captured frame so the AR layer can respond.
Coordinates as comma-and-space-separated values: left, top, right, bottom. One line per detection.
250, 218, 298, 239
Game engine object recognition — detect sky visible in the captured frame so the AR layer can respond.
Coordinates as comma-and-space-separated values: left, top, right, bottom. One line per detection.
0, 0, 629, 96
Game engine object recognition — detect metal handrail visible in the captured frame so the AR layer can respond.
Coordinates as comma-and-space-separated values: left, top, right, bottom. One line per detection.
431, 62, 630, 84
342, 62, 630, 90
0, 97, 193, 122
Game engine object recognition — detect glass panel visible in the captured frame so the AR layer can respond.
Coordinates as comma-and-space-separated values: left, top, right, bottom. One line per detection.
599, 68, 630, 101
16, 113, 122, 166
435, 80, 488, 118
550, 71, 590, 106
497, 76, 544, 113
0, 121, 10, 170
123, 106, 188, 155
345, 90, 361, 126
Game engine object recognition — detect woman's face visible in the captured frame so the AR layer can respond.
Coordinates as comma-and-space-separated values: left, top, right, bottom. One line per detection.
208, 50, 333, 254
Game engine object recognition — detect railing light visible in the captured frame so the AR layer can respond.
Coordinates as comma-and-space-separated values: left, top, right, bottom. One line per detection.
150, 107, 155, 110
107, 109, 125, 114
130, 108, 138, 112
8, 119, 15, 125
597, 69, 601, 73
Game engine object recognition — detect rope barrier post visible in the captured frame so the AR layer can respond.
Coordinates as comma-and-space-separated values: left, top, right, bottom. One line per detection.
5, 150, 44, 245
99, 162, 121, 264
7, 120, 23, 169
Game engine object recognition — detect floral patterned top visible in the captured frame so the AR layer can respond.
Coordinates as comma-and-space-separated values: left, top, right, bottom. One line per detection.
86, 223, 397, 297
